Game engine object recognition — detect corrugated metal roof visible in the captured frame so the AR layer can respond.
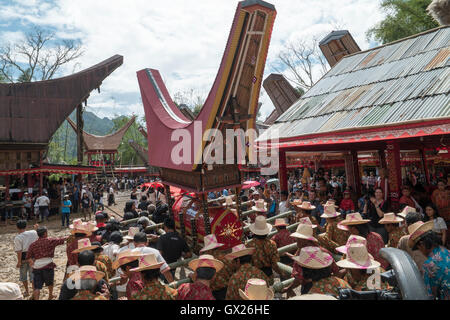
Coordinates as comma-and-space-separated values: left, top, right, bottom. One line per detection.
259, 26, 450, 142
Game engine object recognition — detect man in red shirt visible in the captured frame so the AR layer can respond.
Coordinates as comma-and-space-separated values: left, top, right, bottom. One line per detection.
26, 226, 68, 300
177, 255, 223, 300
271, 218, 295, 265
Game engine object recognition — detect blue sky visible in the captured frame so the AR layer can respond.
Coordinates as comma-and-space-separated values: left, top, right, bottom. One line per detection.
0, 0, 385, 121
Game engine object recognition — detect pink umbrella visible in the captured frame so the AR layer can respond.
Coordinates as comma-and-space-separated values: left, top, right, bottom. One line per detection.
242, 180, 260, 190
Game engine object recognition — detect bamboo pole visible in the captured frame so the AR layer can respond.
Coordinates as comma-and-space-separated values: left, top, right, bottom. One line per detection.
273, 278, 295, 293
242, 211, 295, 232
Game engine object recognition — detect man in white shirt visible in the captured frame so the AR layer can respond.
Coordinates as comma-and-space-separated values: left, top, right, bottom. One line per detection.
36, 192, 50, 222
14, 220, 38, 297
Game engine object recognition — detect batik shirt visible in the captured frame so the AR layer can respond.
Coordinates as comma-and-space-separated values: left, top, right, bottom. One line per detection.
292, 246, 339, 283
131, 278, 178, 300
210, 249, 237, 292
96, 254, 114, 279
366, 232, 389, 270
308, 276, 351, 297
387, 227, 406, 249
71, 290, 107, 300
423, 246, 450, 300
327, 219, 349, 246
26, 237, 66, 269
226, 263, 269, 300
177, 281, 215, 300
94, 260, 109, 282
272, 229, 296, 249
247, 238, 280, 270
126, 271, 144, 299
344, 270, 390, 291
66, 234, 98, 266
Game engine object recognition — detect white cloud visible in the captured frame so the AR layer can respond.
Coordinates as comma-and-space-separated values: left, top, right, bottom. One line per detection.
0, 0, 386, 121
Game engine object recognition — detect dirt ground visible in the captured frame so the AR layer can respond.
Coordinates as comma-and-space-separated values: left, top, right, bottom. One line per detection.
0, 191, 130, 300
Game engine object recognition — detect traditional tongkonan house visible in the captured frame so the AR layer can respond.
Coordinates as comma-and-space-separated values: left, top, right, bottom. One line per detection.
137, 0, 276, 249
257, 26, 450, 210
0, 55, 123, 201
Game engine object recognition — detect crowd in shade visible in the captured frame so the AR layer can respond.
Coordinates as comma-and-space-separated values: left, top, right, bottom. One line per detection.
0, 170, 449, 300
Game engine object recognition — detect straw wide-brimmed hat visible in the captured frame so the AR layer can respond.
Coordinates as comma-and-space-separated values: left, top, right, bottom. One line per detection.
336, 243, 380, 270
239, 278, 274, 300
336, 235, 367, 255
72, 238, 99, 254
408, 221, 434, 249
290, 223, 318, 242
289, 294, 337, 300
84, 221, 98, 233
252, 199, 268, 212
325, 200, 338, 208
298, 217, 317, 229
130, 253, 163, 272
291, 199, 303, 206
124, 227, 140, 240
249, 215, 272, 236
320, 203, 341, 219
68, 265, 105, 282
225, 244, 255, 260
189, 254, 224, 272
69, 219, 92, 235
200, 234, 225, 253
297, 201, 316, 210
339, 212, 370, 226
398, 206, 416, 218
274, 218, 288, 227
112, 249, 142, 269
223, 196, 236, 207
378, 213, 403, 224
291, 246, 333, 269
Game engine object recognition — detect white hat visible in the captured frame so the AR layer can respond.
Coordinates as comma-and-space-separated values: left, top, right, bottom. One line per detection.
239, 278, 274, 300
249, 215, 272, 236
320, 203, 340, 218
0, 283, 23, 300
336, 243, 380, 270
200, 234, 225, 253
252, 199, 268, 212
124, 227, 140, 240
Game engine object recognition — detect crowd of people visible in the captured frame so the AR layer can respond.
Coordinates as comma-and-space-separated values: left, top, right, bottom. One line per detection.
0, 169, 449, 300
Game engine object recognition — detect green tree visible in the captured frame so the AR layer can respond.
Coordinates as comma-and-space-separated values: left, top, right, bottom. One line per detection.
367, 0, 439, 44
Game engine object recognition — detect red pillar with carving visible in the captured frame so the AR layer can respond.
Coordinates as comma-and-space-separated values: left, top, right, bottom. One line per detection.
378, 149, 388, 199
420, 148, 430, 186
279, 149, 288, 192
345, 151, 361, 196
386, 141, 402, 211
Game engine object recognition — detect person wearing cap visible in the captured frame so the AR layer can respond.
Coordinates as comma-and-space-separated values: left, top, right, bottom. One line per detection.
129, 254, 178, 300
292, 246, 351, 297
225, 244, 269, 300
379, 213, 406, 248
339, 212, 389, 270
61, 194, 72, 228
26, 226, 68, 300
281, 219, 341, 298
397, 212, 428, 274
317, 204, 349, 254
247, 216, 282, 283
239, 278, 273, 300
177, 255, 224, 300
338, 243, 390, 291
409, 221, 449, 300
272, 219, 295, 265
198, 234, 236, 300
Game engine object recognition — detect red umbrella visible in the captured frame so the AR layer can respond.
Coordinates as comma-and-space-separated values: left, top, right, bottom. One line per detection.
242, 180, 260, 190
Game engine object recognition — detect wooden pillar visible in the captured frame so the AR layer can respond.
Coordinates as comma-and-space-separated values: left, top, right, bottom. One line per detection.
5, 175, 10, 199
279, 150, 288, 192
378, 149, 388, 199
344, 151, 361, 195
76, 104, 84, 165
235, 186, 242, 220
179, 211, 186, 239
190, 217, 198, 252
201, 193, 211, 235
164, 184, 174, 220
88, 154, 92, 166
386, 141, 402, 211
420, 148, 430, 186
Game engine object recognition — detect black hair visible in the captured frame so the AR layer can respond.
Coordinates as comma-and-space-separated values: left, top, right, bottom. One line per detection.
405, 211, 421, 226
147, 205, 156, 213
36, 226, 47, 237
238, 255, 252, 265
374, 187, 383, 193
196, 267, 216, 280
123, 212, 135, 221
139, 211, 149, 217
140, 195, 147, 201
74, 232, 88, 238
122, 259, 139, 270
78, 250, 95, 266
302, 266, 332, 282
124, 201, 135, 213
141, 269, 160, 281
354, 223, 370, 238
423, 203, 439, 222
16, 220, 27, 230
281, 191, 288, 197
164, 218, 175, 230
91, 242, 103, 253
276, 226, 287, 230
110, 231, 123, 244
241, 195, 249, 202
95, 213, 105, 220
413, 231, 442, 251
254, 234, 268, 240
134, 232, 148, 244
